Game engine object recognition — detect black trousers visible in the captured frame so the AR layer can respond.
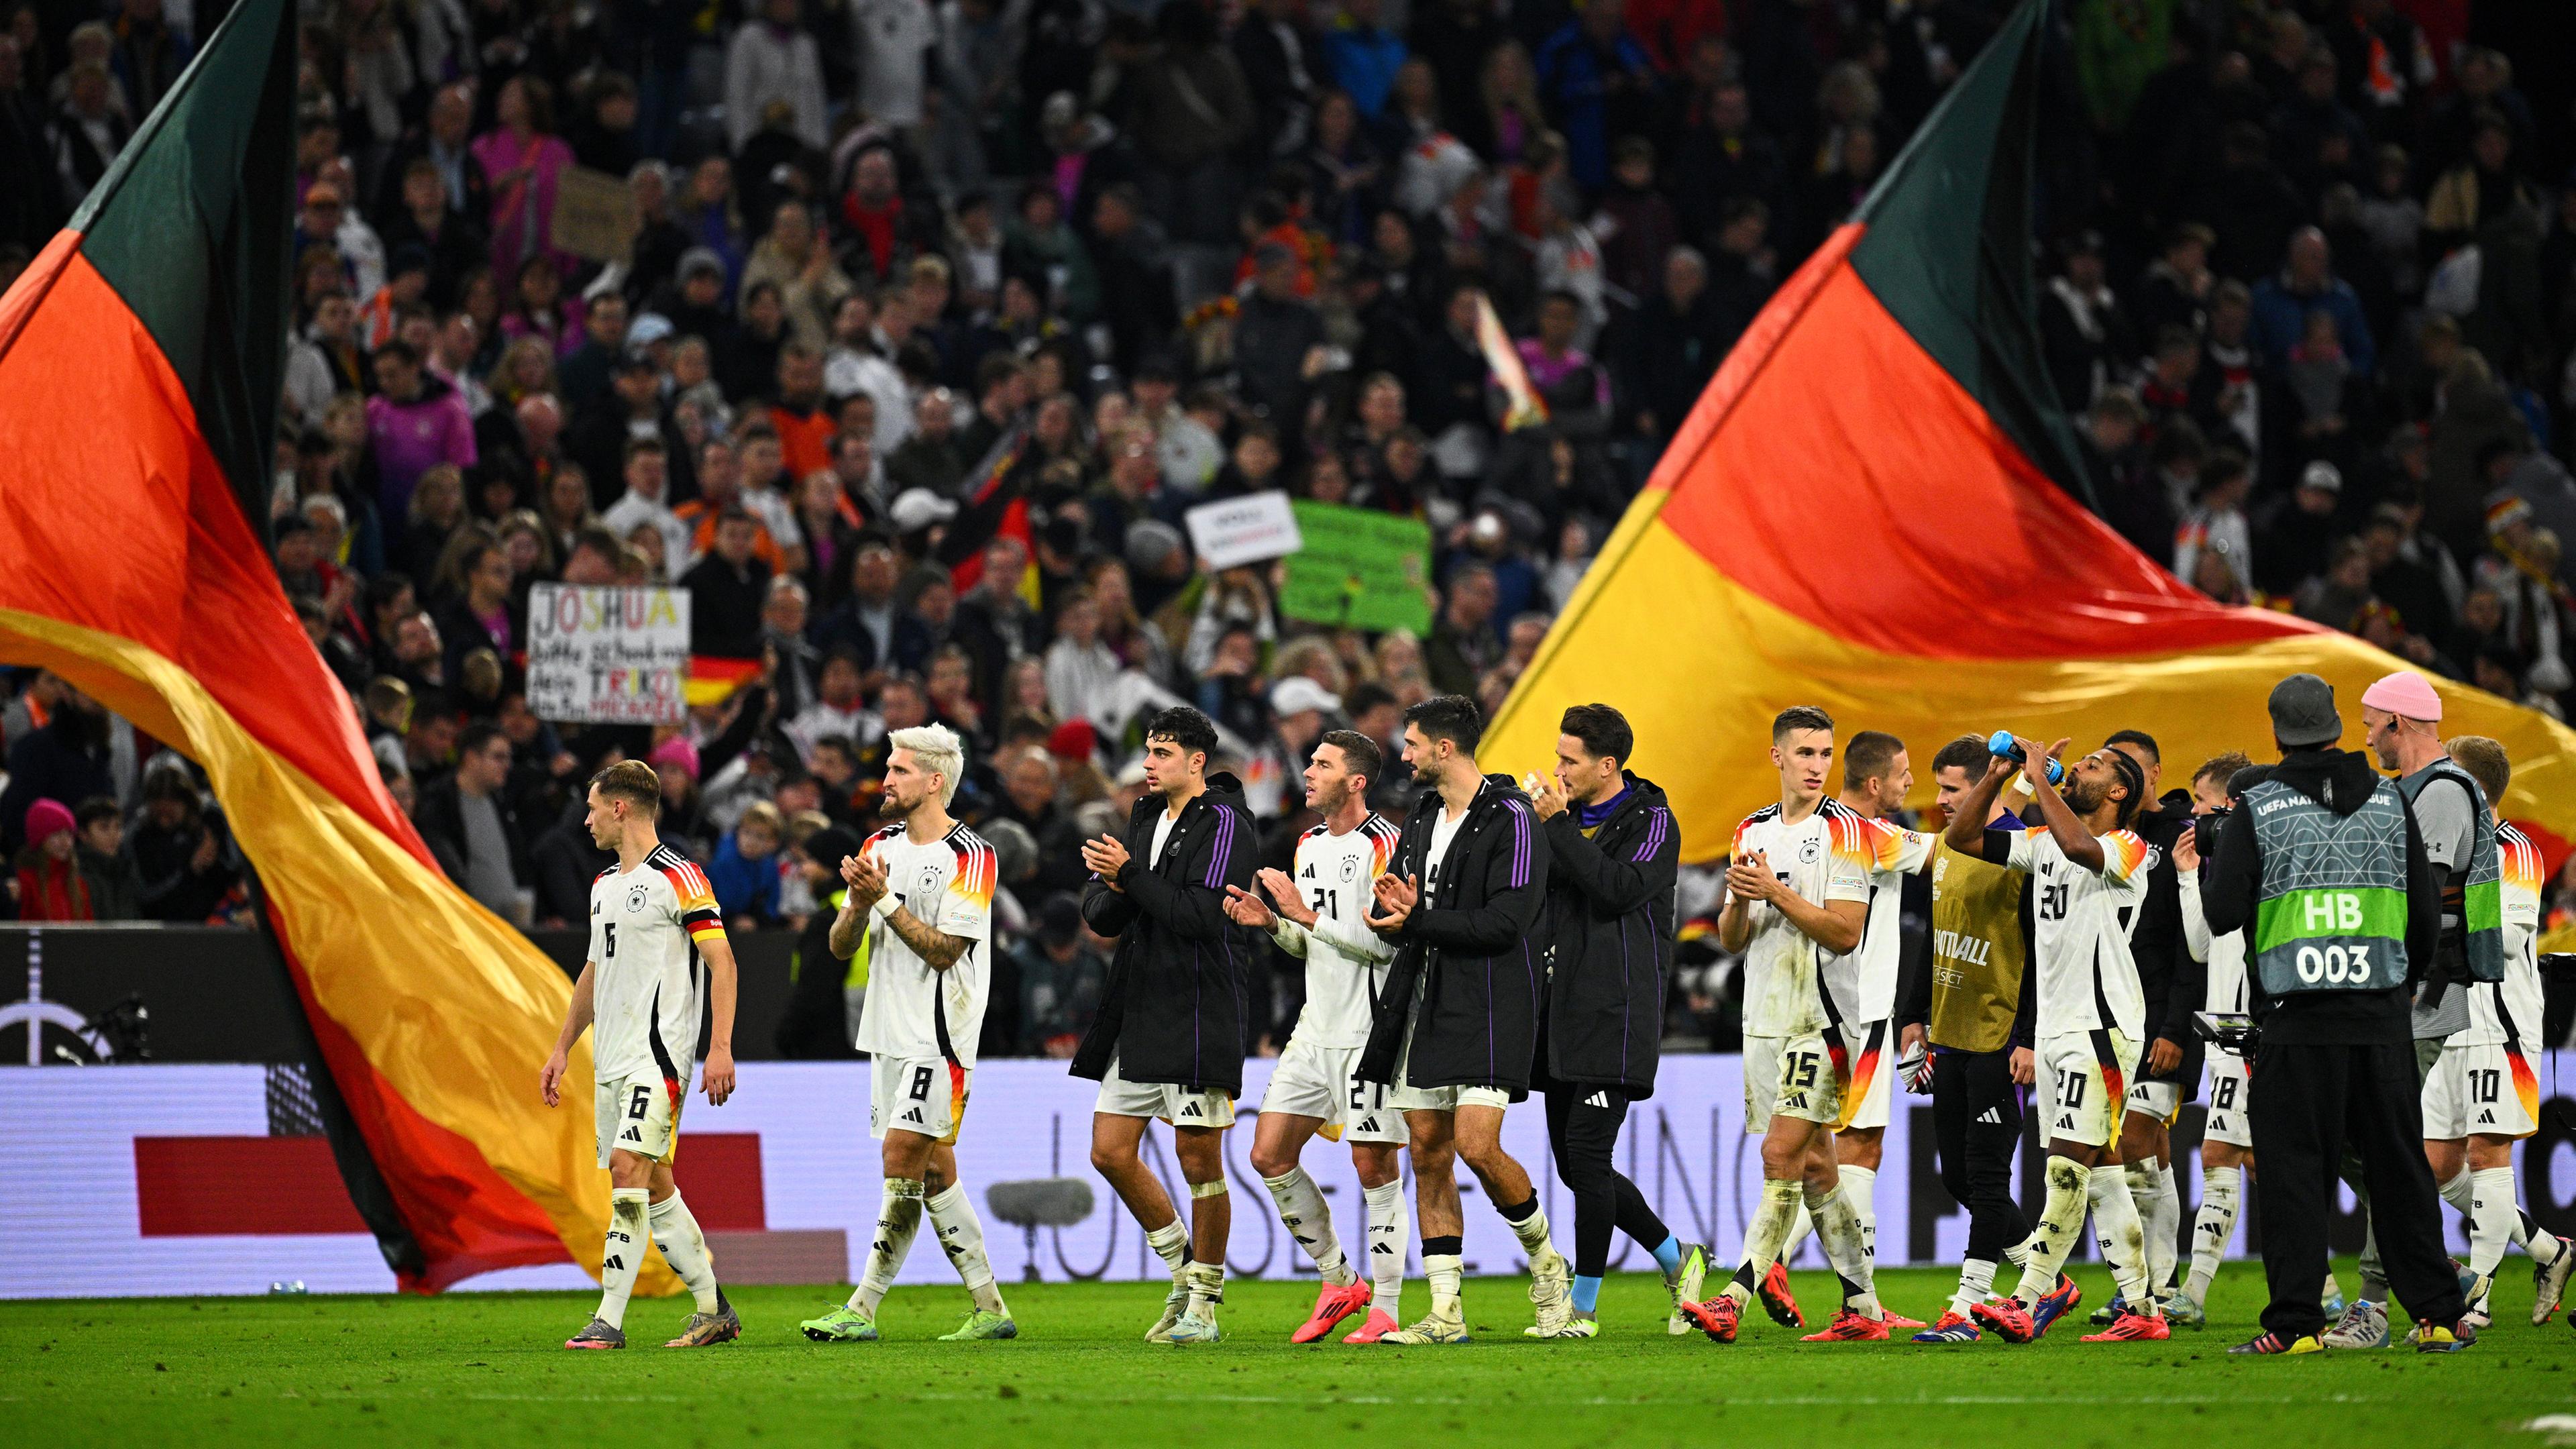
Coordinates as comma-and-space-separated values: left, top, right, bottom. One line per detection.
1931, 1046, 2029, 1265
2249, 1038, 2468, 1339
1542, 1082, 1673, 1277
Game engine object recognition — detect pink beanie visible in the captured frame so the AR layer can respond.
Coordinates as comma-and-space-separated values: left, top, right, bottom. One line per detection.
2361, 669, 2443, 722
22, 798, 74, 845
647, 735, 700, 781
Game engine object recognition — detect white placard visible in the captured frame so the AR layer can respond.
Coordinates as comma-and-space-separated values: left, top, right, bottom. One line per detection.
1184, 490, 1303, 571
525, 583, 692, 725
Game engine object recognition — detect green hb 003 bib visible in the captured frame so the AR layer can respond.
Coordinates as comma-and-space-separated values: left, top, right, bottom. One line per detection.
2245, 777, 2412, 997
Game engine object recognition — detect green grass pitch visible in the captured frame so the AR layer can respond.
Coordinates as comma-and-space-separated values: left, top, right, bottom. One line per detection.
6, 1263, 2570, 1447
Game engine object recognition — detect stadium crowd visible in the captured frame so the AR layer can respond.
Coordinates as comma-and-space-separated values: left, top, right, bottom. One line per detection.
1, 0, 2573, 1054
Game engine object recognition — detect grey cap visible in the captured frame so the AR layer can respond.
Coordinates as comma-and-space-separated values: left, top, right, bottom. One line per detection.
2268, 672, 2342, 748
678, 246, 726, 280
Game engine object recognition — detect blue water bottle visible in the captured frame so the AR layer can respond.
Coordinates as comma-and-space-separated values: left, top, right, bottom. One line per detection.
1986, 731, 2065, 786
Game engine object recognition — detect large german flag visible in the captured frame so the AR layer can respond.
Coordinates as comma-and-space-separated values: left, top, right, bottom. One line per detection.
0, 0, 668, 1293
1488, 0, 2576, 861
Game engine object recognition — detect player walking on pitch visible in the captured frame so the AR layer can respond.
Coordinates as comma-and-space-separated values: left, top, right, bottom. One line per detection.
1525, 704, 1705, 1337
1680, 706, 1891, 1344
1811, 729, 1934, 1332
1941, 736, 2168, 1343
1354, 694, 1573, 1344
799, 725, 1017, 1344
1071, 706, 1261, 1344
2428, 737, 2575, 1327
1222, 731, 1412, 1344
542, 760, 742, 1350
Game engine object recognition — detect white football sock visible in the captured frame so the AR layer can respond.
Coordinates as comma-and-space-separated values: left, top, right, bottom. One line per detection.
1264, 1168, 1354, 1286
2440, 1167, 2474, 1216
1808, 1183, 1879, 1314
2186, 1165, 2240, 1301
1776, 1201, 1815, 1266
1839, 1165, 1878, 1270
2088, 1166, 2155, 1313
2015, 1157, 2092, 1304
647, 1191, 720, 1312
1728, 1179, 1803, 1306
852, 1177, 925, 1318
2469, 1167, 2524, 1279
1503, 1200, 1556, 1258
1145, 1218, 1190, 1284
927, 1183, 1008, 1316
1952, 1257, 1996, 1317
596, 1186, 651, 1330
1425, 1252, 1464, 1319
1363, 1179, 1409, 1318
1185, 1260, 1224, 1318
2526, 1208, 2567, 1265
2124, 1159, 2177, 1297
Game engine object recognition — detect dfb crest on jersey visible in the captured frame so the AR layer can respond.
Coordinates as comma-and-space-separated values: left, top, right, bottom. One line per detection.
1799, 835, 1822, 864
625, 885, 649, 913
917, 864, 943, 896
1338, 855, 1361, 883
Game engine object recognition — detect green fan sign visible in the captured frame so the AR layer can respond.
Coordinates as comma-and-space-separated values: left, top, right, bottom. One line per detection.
1278, 500, 1434, 635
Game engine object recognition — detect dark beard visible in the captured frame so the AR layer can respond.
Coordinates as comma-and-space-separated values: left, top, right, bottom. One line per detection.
2061, 776, 2106, 814
878, 792, 913, 820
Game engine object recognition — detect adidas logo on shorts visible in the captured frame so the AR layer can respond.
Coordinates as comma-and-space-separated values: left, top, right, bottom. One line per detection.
902, 1108, 925, 1124
1976, 1108, 2002, 1124
1181, 1102, 1203, 1118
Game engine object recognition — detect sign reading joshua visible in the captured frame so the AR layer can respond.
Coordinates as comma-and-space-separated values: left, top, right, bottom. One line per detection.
526, 584, 693, 725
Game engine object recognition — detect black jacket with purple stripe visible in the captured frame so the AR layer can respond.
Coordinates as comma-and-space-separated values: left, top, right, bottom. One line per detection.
1072, 773, 1261, 1094
1537, 772, 1678, 1098
1358, 773, 1552, 1097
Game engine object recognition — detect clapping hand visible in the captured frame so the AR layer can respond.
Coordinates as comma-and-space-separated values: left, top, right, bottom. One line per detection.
1080, 834, 1131, 891
1256, 867, 1314, 926
1366, 872, 1419, 934
1724, 849, 1777, 906
1222, 885, 1276, 930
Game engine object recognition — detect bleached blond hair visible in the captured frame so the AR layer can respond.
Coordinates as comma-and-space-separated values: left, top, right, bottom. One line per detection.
888, 724, 966, 804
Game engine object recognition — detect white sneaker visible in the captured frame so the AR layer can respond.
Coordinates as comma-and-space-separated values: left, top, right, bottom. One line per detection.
2320, 1299, 2389, 1350
1165, 1309, 1223, 1344
2535, 1236, 2576, 1325
1144, 1282, 1189, 1344
1528, 1247, 1574, 1336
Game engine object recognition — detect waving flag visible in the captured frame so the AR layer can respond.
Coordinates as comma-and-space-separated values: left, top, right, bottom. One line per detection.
0, 0, 665, 1293
1485, 0, 2576, 860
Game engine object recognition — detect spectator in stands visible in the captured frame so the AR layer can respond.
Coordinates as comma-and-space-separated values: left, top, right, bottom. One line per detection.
2251, 227, 2377, 380
709, 798, 784, 928
73, 796, 138, 922
9, 798, 91, 921
129, 769, 239, 924
679, 508, 773, 659
415, 721, 535, 926
0, 686, 113, 855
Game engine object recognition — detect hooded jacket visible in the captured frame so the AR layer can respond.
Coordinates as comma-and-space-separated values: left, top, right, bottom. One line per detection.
1073, 772, 1261, 1093
1357, 773, 1550, 1095
1537, 773, 1677, 1097
2201, 747, 2439, 1045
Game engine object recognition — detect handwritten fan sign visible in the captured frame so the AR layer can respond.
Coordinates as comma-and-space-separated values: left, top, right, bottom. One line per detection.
527, 583, 692, 724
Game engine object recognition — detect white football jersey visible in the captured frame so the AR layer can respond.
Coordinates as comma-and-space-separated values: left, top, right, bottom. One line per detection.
2179, 867, 2250, 1018
589, 845, 724, 1084
1822, 816, 1936, 1025
1730, 800, 1876, 1038
854, 822, 998, 1067
2000, 826, 2151, 1041
2464, 823, 2546, 1047
1276, 814, 1402, 1049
